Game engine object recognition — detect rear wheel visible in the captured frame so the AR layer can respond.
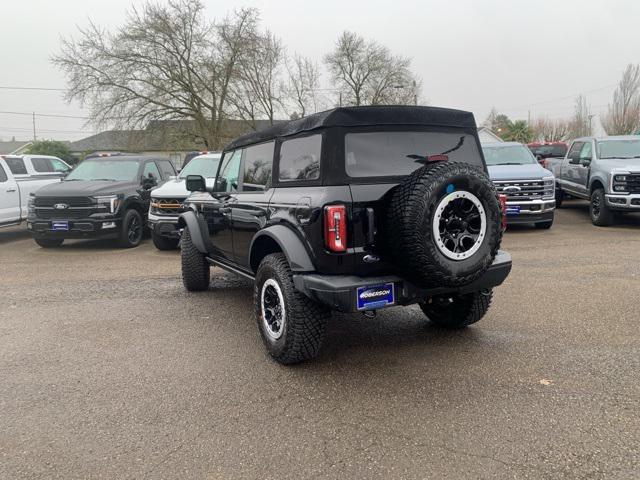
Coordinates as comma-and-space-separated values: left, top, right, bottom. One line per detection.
590, 188, 614, 226
420, 290, 493, 329
254, 253, 330, 364
555, 188, 563, 208
152, 231, 179, 250
181, 226, 210, 291
118, 209, 144, 248
34, 237, 64, 248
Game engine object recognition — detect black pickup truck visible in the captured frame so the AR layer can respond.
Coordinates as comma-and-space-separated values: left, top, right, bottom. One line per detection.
27, 155, 176, 248
179, 106, 512, 364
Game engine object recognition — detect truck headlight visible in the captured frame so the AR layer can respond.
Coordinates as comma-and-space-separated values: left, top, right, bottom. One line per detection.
612, 172, 631, 194
543, 176, 555, 198
93, 195, 122, 213
28, 194, 35, 213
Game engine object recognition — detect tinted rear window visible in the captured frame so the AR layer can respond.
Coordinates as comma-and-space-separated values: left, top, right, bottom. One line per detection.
345, 131, 482, 177
5, 157, 27, 175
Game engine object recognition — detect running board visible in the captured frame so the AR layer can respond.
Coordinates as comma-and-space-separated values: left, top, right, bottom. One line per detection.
206, 257, 255, 281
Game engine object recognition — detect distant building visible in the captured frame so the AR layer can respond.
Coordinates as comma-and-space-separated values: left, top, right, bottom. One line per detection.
0, 140, 32, 155
477, 127, 503, 144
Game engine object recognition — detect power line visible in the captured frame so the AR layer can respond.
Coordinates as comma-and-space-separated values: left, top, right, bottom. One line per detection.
0, 110, 90, 120
495, 83, 617, 113
0, 85, 66, 91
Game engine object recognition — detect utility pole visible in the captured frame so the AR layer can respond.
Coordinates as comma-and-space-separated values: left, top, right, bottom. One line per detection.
32, 112, 36, 141
339, 91, 342, 107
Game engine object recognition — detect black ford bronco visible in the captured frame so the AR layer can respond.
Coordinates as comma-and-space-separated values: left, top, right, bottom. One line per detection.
179, 106, 512, 364
28, 155, 176, 248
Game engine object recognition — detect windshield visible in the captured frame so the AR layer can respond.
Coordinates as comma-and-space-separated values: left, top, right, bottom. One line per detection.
529, 144, 567, 158
483, 145, 537, 166
179, 156, 220, 179
597, 139, 640, 159
66, 159, 140, 181
344, 131, 483, 177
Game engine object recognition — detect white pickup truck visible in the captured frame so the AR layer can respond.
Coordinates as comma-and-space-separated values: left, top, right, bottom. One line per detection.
2, 154, 72, 179
0, 157, 61, 228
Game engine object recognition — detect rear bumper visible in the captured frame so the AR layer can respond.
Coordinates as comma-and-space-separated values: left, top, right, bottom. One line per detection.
293, 251, 512, 313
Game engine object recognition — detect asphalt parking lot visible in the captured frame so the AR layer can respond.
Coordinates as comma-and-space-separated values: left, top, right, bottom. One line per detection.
1, 199, 639, 479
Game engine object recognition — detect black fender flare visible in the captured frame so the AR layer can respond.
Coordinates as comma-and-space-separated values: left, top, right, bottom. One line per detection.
249, 225, 315, 272
178, 210, 212, 254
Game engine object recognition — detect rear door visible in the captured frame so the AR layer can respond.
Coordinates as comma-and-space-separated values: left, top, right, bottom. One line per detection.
562, 141, 586, 197
230, 141, 276, 268
0, 160, 21, 224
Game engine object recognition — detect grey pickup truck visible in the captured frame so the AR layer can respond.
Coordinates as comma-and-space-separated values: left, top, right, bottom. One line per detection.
546, 136, 640, 226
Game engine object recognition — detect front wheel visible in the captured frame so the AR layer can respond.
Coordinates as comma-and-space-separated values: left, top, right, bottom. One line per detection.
181, 226, 210, 291
254, 253, 330, 364
419, 290, 493, 329
590, 188, 614, 226
555, 188, 564, 208
34, 237, 64, 248
118, 209, 144, 248
535, 218, 554, 230
152, 231, 179, 250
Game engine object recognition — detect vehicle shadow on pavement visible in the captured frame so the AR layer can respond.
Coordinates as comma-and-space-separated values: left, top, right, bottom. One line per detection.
0, 226, 32, 244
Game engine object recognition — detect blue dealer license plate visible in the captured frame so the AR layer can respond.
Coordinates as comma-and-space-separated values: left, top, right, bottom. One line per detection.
506, 206, 521, 215
50, 221, 69, 231
357, 283, 395, 310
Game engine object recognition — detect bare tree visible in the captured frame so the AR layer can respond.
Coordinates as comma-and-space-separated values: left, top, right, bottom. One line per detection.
53, 0, 259, 149
531, 117, 571, 142
569, 95, 592, 138
324, 31, 421, 106
283, 54, 321, 118
229, 30, 285, 129
602, 63, 640, 135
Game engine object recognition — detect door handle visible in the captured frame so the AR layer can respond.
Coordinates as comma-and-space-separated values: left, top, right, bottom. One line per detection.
6, 188, 16, 193
220, 207, 231, 214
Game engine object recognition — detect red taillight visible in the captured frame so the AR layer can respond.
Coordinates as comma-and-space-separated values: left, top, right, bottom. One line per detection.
498, 194, 507, 231
324, 205, 347, 252
539, 158, 548, 168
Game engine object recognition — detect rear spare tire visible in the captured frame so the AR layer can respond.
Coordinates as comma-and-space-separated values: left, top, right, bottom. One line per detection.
386, 162, 502, 288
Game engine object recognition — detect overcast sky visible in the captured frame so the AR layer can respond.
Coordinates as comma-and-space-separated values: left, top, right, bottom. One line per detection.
1, 0, 639, 141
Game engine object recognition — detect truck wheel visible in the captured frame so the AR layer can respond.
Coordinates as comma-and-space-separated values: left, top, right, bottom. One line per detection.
254, 253, 330, 365
117, 209, 144, 248
590, 188, 613, 226
152, 231, 179, 250
34, 238, 64, 248
420, 290, 493, 329
181, 226, 210, 291
386, 162, 502, 289
555, 188, 564, 208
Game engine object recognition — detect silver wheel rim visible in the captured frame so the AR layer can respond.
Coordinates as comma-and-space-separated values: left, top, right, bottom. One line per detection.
260, 279, 286, 340
432, 190, 487, 261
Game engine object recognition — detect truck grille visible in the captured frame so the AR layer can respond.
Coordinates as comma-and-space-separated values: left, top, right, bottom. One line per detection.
493, 180, 546, 201
624, 174, 640, 193
151, 198, 186, 215
34, 196, 93, 207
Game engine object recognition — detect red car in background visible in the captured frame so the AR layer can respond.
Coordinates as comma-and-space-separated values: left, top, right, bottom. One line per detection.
527, 142, 568, 168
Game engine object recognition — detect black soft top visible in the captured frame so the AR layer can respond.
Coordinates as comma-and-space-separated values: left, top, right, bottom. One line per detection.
224, 105, 477, 150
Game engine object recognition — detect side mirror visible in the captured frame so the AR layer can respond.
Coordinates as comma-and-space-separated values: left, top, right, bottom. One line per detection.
580, 157, 592, 167
186, 174, 207, 192
142, 176, 157, 189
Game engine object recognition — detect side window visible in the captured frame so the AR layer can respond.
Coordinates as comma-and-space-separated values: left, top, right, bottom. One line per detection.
50, 158, 70, 172
279, 135, 321, 182
217, 150, 242, 192
143, 161, 161, 179
158, 160, 176, 178
32, 157, 53, 172
241, 141, 274, 192
0, 164, 7, 182
568, 142, 583, 163
5, 158, 27, 175
580, 142, 593, 160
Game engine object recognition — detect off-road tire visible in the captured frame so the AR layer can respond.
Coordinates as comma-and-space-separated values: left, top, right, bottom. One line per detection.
254, 253, 330, 365
117, 209, 144, 248
34, 237, 64, 248
420, 290, 493, 329
181, 226, 210, 291
590, 188, 614, 227
386, 162, 502, 288
152, 231, 179, 250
